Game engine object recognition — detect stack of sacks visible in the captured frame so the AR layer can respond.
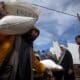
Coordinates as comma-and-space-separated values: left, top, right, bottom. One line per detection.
0, 1, 40, 34
40, 59, 63, 71
5, 1, 40, 19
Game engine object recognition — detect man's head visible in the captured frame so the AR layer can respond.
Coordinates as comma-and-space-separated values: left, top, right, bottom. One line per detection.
0, 2, 5, 9
75, 35, 80, 45
22, 27, 40, 42
47, 52, 52, 58
59, 40, 67, 52
0, 2, 7, 19
60, 46, 65, 52
59, 43, 67, 52
29, 28, 40, 39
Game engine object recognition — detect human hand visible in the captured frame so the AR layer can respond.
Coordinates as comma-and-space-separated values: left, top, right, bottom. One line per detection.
68, 69, 73, 74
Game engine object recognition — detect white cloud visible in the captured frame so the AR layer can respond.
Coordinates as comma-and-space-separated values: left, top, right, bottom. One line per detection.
52, 13, 76, 35
36, 0, 80, 36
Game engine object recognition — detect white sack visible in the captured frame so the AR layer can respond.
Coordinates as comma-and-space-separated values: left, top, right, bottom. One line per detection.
0, 15, 36, 35
40, 59, 63, 70
5, 1, 40, 19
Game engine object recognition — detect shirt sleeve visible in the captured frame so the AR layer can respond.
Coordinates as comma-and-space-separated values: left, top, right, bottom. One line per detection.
32, 53, 46, 73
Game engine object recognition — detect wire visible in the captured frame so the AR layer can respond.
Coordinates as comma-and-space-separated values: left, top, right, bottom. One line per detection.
32, 3, 77, 17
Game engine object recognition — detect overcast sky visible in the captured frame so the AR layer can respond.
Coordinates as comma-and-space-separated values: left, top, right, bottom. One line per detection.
24, 0, 80, 51
0, 0, 80, 51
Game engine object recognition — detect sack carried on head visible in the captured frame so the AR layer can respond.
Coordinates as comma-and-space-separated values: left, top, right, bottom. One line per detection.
0, 15, 37, 35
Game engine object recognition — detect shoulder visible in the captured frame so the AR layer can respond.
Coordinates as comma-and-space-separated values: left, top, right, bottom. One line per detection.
65, 50, 72, 56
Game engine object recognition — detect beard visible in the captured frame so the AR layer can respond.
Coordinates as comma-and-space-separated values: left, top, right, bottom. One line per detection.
22, 32, 38, 43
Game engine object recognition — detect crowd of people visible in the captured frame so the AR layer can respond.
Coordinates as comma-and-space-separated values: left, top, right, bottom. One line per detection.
0, 1, 80, 80
32, 35, 80, 80
32, 41, 76, 80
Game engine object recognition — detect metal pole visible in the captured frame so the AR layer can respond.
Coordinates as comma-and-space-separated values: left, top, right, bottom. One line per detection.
77, 13, 80, 21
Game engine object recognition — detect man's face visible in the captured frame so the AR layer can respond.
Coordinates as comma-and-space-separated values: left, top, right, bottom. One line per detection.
25, 29, 39, 42
60, 47, 65, 52
30, 29, 39, 41
76, 37, 80, 45
31, 30, 38, 37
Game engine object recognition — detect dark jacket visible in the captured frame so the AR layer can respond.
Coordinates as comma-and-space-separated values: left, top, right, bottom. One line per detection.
0, 36, 21, 80
0, 28, 39, 80
16, 28, 39, 80
60, 50, 75, 80
16, 38, 33, 80
0, 36, 33, 80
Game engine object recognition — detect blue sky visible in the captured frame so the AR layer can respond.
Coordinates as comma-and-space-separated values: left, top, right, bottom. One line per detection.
1, 0, 80, 51
24, 0, 80, 51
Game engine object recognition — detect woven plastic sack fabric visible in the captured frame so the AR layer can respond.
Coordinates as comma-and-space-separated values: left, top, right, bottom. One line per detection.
5, 1, 40, 19
0, 15, 37, 35
40, 59, 63, 70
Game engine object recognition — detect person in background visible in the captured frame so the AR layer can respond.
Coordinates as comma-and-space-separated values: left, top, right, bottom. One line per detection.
46, 51, 63, 80
59, 43, 75, 80
32, 51, 46, 80
32, 51, 54, 80
75, 35, 80, 59
32, 51, 45, 73
47, 51, 58, 63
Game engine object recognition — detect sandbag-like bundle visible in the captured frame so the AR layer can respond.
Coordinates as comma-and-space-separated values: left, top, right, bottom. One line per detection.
40, 59, 63, 71
0, 1, 40, 34
5, 1, 40, 19
0, 15, 36, 35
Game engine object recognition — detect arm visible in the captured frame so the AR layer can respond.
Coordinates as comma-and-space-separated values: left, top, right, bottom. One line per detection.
32, 53, 46, 73
67, 51, 74, 74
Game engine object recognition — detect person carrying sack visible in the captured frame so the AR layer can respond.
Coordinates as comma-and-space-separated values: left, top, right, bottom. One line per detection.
0, 1, 40, 80
58, 43, 75, 80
